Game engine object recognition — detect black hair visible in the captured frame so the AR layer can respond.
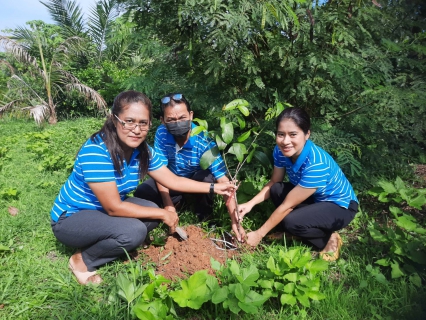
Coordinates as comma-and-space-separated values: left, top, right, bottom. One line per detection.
275, 107, 311, 134
90, 90, 152, 179
160, 93, 191, 115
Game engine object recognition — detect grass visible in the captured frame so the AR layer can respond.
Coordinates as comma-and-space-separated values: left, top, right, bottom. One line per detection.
0, 117, 425, 319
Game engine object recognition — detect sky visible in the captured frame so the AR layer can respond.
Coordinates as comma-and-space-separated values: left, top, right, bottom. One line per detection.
0, 0, 98, 34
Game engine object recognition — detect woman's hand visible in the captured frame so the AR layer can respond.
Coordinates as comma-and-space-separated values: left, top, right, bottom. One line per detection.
232, 220, 246, 242
246, 230, 263, 247
162, 209, 179, 234
214, 182, 238, 197
237, 202, 254, 221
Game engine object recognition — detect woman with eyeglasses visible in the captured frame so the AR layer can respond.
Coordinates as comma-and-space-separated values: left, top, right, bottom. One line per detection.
50, 91, 236, 285
238, 107, 358, 261
134, 93, 245, 242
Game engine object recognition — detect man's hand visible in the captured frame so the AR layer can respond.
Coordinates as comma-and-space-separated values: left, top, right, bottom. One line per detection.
246, 230, 263, 247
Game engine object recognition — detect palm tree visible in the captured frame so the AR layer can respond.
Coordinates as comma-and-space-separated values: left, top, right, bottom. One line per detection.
0, 26, 106, 124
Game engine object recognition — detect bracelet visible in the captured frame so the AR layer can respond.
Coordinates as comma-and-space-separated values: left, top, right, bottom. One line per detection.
210, 183, 214, 195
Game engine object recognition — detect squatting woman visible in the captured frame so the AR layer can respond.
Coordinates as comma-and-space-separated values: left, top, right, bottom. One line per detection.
238, 107, 358, 260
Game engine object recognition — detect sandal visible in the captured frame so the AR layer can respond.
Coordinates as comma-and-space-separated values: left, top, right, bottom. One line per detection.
69, 256, 102, 285
320, 233, 343, 262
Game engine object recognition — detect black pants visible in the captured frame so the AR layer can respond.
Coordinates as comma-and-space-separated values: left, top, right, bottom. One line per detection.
134, 169, 215, 220
51, 197, 160, 271
270, 182, 358, 250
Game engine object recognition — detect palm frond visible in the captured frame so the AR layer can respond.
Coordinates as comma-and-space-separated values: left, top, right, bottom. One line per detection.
22, 104, 49, 125
0, 35, 39, 69
0, 100, 21, 114
0, 59, 15, 74
40, 0, 85, 37
62, 72, 107, 113
87, 0, 119, 62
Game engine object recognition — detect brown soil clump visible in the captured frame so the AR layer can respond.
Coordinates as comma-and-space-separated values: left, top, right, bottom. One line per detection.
135, 225, 238, 280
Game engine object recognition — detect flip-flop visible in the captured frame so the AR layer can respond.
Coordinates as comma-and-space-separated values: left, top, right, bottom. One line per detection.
320, 233, 343, 262
69, 257, 102, 285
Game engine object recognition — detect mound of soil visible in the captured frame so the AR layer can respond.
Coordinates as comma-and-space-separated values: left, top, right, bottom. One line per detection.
135, 225, 238, 280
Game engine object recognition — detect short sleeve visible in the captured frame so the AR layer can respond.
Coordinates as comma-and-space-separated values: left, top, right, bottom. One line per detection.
148, 146, 166, 171
154, 127, 168, 166
79, 143, 116, 182
298, 162, 329, 189
273, 145, 284, 168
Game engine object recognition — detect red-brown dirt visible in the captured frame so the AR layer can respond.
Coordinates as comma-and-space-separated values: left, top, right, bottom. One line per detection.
134, 225, 238, 280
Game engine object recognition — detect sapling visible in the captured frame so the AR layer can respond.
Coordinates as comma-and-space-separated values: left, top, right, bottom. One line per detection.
193, 99, 283, 239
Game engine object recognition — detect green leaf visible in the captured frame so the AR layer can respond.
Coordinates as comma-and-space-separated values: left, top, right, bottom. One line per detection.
229, 260, 240, 276
212, 286, 229, 304
283, 272, 298, 282
237, 130, 251, 142
243, 290, 268, 307
228, 143, 247, 163
369, 227, 388, 242
394, 176, 405, 191
238, 301, 258, 314
257, 279, 273, 289
378, 181, 397, 194
409, 273, 422, 288
306, 259, 329, 274
254, 150, 271, 168
280, 293, 297, 306
191, 125, 206, 137
368, 186, 384, 196
389, 206, 403, 218
375, 258, 390, 267
237, 105, 250, 116
0, 244, 10, 251
192, 118, 208, 130
236, 115, 246, 129
215, 135, 227, 150
374, 273, 388, 284
296, 293, 310, 307
283, 283, 295, 294
220, 117, 234, 144
395, 215, 418, 231
238, 264, 259, 286
223, 99, 249, 111
211, 257, 221, 271
307, 291, 326, 300
226, 297, 241, 314
407, 194, 426, 209
390, 261, 404, 279
234, 283, 246, 302
169, 270, 212, 309
200, 146, 220, 170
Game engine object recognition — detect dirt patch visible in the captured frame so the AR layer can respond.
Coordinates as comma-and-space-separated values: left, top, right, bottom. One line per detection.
134, 225, 238, 280
414, 164, 426, 187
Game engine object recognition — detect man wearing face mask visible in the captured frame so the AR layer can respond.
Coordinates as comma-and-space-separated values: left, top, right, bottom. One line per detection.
134, 93, 245, 242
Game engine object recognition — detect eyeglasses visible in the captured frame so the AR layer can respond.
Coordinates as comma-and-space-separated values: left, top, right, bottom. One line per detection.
161, 93, 183, 104
114, 114, 150, 131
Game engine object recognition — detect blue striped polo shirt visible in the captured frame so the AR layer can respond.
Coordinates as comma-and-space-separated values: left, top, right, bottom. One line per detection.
273, 139, 358, 208
154, 123, 227, 179
50, 134, 165, 222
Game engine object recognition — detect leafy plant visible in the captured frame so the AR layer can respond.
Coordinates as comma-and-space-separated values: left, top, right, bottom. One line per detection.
210, 259, 269, 315
257, 248, 328, 308
0, 188, 19, 200
133, 269, 176, 320
367, 177, 426, 280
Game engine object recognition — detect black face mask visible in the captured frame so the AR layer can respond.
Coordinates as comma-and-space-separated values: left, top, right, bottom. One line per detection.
165, 120, 191, 138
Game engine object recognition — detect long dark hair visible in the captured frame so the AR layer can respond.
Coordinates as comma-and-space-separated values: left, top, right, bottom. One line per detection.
276, 107, 311, 134
91, 90, 152, 179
